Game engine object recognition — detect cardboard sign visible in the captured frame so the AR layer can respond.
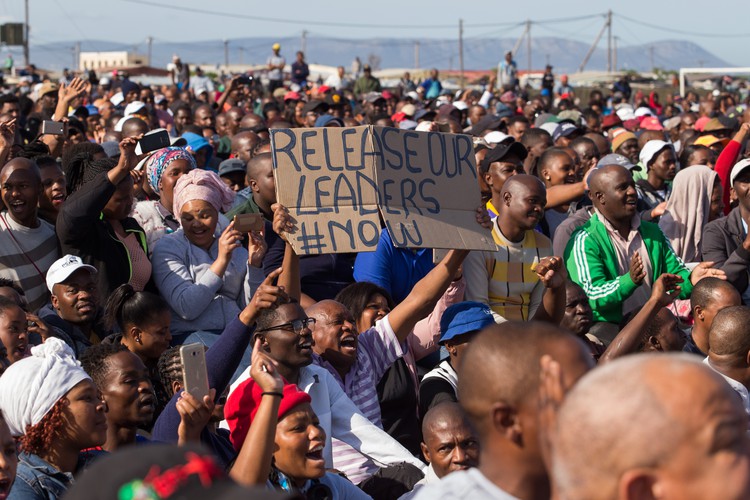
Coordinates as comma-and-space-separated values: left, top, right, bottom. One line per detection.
271, 125, 497, 255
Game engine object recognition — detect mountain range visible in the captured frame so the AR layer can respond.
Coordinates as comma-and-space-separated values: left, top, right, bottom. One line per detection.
29, 35, 730, 74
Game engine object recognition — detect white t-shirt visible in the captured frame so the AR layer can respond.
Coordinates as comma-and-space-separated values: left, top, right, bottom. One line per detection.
267, 55, 285, 81
412, 468, 520, 500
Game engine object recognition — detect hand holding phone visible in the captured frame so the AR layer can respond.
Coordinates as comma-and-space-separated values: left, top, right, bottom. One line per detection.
233, 213, 264, 233
180, 343, 210, 401
136, 129, 171, 155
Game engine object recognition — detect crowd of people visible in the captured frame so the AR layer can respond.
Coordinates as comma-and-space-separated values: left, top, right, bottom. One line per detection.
0, 40, 749, 499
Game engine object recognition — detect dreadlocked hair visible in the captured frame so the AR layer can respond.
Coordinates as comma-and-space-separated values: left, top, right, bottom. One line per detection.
61, 142, 108, 194
80, 343, 129, 390
20, 399, 67, 456
15, 140, 50, 160
157, 346, 183, 402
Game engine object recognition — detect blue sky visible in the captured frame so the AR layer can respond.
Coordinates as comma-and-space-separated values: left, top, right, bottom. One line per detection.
5, 0, 748, 67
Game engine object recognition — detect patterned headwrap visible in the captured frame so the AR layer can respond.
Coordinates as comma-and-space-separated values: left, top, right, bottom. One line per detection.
172, 169, 236, 216
145, 147, 197, 195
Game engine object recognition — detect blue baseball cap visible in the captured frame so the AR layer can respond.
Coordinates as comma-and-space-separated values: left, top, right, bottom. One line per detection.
439, 301, 496, 344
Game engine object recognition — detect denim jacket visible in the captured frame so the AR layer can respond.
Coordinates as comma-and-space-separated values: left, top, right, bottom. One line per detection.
9, 452, 73, 500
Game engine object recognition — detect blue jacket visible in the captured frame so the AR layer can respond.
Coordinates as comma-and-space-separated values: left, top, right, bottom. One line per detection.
10, 452, 73, 500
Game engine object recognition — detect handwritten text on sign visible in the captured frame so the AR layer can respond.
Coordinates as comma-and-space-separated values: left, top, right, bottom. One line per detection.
271, 125, 496, 254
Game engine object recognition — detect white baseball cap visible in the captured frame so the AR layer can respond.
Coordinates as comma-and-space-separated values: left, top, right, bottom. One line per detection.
731, 159, 750, 187
46, 255, 97, 293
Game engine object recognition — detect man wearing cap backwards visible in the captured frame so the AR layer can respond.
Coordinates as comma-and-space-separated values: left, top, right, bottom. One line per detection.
217, 158, 247, 193
0, 158, 60, 312
38, 255, 108, 358
565, 164, 722, 338
703, 158, 750, 302
267, 44, 285, 94
353, 65, 381, 99
464, 175, 568, 324
414, 322, 593, 500
552, 354, 750, 500
419, 301, 495, 419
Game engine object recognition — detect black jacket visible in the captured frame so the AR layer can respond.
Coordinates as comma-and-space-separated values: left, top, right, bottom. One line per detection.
56, 171, 153, 298
702, 207, 750, 296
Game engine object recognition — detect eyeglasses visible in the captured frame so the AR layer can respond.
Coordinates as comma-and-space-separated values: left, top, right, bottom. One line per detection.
257, 317, 316, 335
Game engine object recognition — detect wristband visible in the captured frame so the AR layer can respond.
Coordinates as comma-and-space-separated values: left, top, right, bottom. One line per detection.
261, 391, 283, 398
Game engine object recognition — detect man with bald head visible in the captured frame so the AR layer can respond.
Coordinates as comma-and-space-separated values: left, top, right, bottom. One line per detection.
230, 130, 260, 164
307, 249, 468, 427
705, 305, 750, 419
584, 132, 610, 158
690, 277, 741, 355
193, 104, 215, 128
120, 116, 149, 139
565, 165, 717, 338
402, 402, 479, 499
465, 174, 567, 323
0, 158, 60, 311
227, 130, 262, 210
239, 113, 266, 133
225, 106, 244, 137
552, 353, 750, 500
414, 322, 593, 499
226, 152, 275, 220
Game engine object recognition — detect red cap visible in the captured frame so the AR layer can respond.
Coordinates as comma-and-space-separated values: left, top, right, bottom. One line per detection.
640, 116, 664, 131
284, 91, 302, 101
601, 114, 623, 129
381, 90, 394, 100
224, 380, 312, 451
317, 85, 331, 94
694, 116, 710, 132
391, 111, 406, 123
623, 118, 640, 131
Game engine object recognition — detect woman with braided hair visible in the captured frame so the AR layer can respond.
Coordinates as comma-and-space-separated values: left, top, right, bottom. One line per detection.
56, 137, 154, 298
0, 338, 107, 499
59, 141, 106, 195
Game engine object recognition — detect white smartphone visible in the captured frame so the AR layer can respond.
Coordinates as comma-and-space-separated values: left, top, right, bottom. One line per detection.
179, 343, 210, 401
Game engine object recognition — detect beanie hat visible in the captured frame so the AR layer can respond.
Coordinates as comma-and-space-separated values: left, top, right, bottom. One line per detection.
610, 128, 637, 153
224, 380, 311, 452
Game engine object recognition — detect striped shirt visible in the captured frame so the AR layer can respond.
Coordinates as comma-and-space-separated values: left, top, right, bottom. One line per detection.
0, 211, 59, 312
313, 315, 404, 484
464, 218, 551, 321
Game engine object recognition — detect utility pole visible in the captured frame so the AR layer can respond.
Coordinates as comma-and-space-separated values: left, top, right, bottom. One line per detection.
23, 0, 29, 66
147, 36, 153, 66
72, 42, 80, 70
613, 36, 618, 73
414, 40, 419, 69
526, 19, 531, 74
301, 30, 307, 54
649, 45, 654, 72
223, 39, 229, 68
239, 46, 244, 65
607, 10, 612, 73
458, 19, 464, 88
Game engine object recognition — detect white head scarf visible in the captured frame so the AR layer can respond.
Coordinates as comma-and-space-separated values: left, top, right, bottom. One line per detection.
0, 338, 91, 436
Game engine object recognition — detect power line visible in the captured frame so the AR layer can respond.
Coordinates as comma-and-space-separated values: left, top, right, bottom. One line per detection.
119, 0, 464, 29
119, 0, 604, 31
51, 0, 88, 41
616, 12, 750, 39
